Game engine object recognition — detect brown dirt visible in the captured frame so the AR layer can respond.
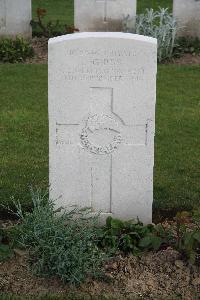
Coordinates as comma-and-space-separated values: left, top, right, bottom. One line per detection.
27, 37, 48, 64
169, 53, 200, 65
171, 54, 200, 65
27, 37, 200, 66
0, 248, 199, 299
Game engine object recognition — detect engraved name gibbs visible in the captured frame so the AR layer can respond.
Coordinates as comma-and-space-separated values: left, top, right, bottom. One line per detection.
64, 48, 146, 82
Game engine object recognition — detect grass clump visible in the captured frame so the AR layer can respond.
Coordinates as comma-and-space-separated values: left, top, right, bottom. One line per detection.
13, 189, 104, 285
0, 38, 34, 63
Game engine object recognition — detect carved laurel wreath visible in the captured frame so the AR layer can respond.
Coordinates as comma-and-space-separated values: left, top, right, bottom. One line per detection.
80, 114, 122, 155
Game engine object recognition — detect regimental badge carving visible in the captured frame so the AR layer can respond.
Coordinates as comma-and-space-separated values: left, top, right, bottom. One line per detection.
80, 114, 122, 155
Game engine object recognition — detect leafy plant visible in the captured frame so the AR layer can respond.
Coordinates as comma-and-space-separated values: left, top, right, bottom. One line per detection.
0, 227, 13, 261
123, 8, 177, 62
31, 8, 79, 38
12, 189, 104, 285
99, 213, 200, 266
173, 211, 191, 249
99, 217, 167, 255
192, 208, 200, 225
0, 37, 34, 63
178, 230, 200, 264
173, 211, 200, 264
173, 37, 200, 57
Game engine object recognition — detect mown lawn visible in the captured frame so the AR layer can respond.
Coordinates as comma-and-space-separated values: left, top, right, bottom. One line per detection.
32, 0, 173, 28
0, 65, 48, 211
137, 0, 172, 13
32, 0, 74, 27
0, 64, 199, 212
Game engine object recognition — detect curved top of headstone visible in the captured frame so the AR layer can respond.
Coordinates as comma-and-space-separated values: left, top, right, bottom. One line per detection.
48, 32, 157, 46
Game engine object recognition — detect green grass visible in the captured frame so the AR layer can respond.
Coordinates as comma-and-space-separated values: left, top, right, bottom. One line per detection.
137, 0, 172, 14
0, 64, 199, 212
31, 0, 172, 29
155, 65, 200, 210
32, 0, 74, 26
0, 65, 48, 211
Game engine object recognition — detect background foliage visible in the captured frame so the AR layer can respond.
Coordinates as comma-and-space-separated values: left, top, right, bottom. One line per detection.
123, 8, 177, 62
0, 38, 34, 63
31, 0, 173, 35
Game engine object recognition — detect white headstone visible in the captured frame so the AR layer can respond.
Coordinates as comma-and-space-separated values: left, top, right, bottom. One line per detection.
49, 32, 157, 224
173, 0, 200, 38
75, 0, 136, 32
0, 0, 32, 38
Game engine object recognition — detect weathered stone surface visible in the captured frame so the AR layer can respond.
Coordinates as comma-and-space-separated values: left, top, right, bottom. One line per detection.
75, 0, 136, 32
0, 0, 32, 38
173, 0, 200, 38
48, 32, 157, 224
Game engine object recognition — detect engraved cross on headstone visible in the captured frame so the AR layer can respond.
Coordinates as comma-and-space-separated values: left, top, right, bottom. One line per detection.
56, 87, 149, 214
96, 0, 116, 22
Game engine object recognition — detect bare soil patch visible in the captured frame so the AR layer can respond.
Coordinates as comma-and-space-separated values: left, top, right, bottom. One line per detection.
0, 248, 199, 299
167, 54, 200, 66
27, 37, 48, 64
